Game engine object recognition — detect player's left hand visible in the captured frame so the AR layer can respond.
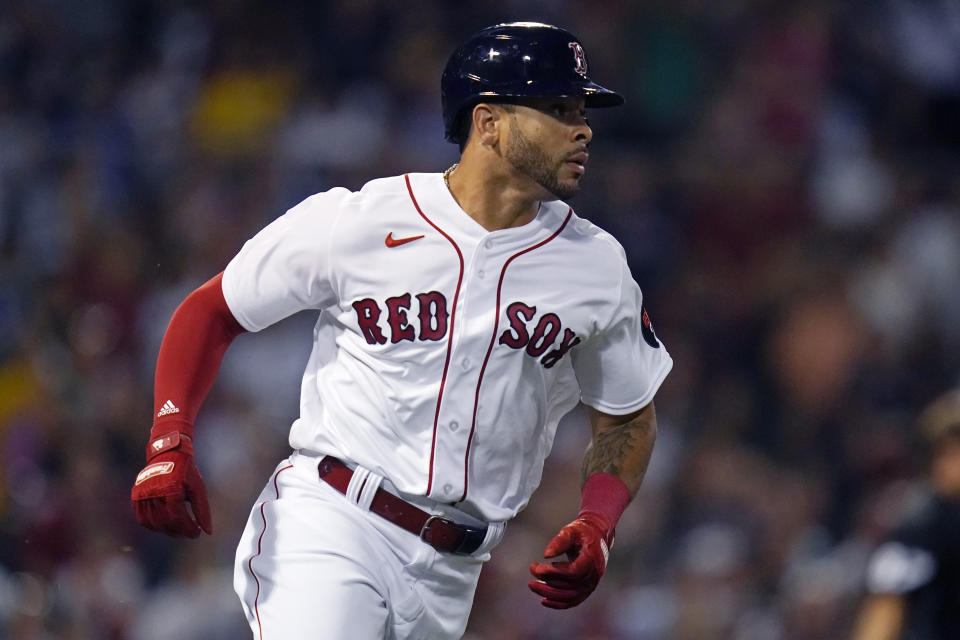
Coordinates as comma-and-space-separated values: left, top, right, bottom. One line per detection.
528, 513, 614, 609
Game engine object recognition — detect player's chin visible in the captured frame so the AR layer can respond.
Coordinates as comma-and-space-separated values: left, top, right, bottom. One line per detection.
554, 171, 584, 199
545, 183, 581, 202
538, 165, 584, 201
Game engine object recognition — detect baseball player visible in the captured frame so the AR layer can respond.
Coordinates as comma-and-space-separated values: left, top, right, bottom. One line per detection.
131, 22, 672, 639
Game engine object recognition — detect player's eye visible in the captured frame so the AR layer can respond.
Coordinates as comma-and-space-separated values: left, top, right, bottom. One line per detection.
547, 103, 567, 118
538, 102, 588, 126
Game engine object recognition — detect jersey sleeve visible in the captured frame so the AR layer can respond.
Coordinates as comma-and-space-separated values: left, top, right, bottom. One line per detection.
222, 189, 349, 332
572, 254, 673, 415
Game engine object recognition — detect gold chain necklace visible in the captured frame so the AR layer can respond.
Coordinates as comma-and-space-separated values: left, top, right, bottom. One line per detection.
443, 163, 458, 189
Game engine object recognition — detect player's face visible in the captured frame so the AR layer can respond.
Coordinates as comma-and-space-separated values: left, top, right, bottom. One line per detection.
502, 97, 592, 200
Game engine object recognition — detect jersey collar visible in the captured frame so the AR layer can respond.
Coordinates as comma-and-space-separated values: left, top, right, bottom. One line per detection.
405, 172, 570, 251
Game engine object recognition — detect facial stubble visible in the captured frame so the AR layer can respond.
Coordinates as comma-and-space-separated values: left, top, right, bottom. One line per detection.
505, 121, 581, 201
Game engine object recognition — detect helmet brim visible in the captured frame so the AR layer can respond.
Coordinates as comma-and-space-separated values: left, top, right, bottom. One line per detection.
582, 83, 625, 108
474, 81, 624, 108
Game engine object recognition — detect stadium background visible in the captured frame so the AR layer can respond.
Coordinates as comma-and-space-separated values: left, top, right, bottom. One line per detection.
1, 1, 959, 638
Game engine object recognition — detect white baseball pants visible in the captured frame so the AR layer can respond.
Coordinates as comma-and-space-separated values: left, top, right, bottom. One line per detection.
233, 451, 500, 639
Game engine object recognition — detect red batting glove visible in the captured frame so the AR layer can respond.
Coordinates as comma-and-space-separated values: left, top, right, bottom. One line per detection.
131, 431, 212, 538
528, 512, 614, 609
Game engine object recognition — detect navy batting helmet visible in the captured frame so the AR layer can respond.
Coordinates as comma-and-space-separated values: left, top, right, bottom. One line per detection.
441, 22, 624, 144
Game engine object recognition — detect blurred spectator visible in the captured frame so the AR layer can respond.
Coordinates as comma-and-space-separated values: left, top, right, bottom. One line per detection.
851, 390, 960, 640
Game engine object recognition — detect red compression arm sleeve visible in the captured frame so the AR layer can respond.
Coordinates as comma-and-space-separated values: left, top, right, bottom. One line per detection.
151, 272, 246, 439
578, 473, 631, 533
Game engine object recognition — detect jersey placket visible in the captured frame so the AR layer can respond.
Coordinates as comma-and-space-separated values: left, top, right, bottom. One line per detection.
405, 173, 569, 505
427, 234, 503, 502
429, 223, 571, 503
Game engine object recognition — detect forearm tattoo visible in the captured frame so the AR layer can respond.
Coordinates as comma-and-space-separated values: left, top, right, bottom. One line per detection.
581, 404, 657, 495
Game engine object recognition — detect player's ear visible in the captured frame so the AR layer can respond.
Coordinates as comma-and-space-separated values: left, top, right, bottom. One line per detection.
471, 103, 504, 147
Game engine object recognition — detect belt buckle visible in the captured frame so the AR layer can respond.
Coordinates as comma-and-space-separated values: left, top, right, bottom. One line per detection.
419, 514, 456, 546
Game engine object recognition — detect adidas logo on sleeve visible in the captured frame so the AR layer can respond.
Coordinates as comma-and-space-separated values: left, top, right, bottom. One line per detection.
157, 400, 180, 417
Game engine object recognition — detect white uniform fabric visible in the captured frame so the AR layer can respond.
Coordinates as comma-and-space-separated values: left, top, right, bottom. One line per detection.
224, 172, 672, 639
222, 172, 673, 521
234, 452, 485, 640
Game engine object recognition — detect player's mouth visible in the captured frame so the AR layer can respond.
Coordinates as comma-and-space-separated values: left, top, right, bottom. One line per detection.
565, 151, 589, 176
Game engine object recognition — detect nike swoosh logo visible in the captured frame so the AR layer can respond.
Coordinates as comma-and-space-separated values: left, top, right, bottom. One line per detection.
385, 232, 425, 248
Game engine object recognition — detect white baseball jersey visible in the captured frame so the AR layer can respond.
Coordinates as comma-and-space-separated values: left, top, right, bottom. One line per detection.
222, 172, 672, 523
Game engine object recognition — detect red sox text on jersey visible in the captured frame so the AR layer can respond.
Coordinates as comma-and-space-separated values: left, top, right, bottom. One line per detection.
352, 295, 581, 369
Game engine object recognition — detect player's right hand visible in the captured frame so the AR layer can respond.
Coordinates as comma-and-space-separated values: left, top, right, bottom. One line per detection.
131, 447, 212, 538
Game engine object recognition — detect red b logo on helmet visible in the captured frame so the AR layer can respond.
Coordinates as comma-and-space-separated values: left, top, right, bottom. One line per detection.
568, 42, 588, 77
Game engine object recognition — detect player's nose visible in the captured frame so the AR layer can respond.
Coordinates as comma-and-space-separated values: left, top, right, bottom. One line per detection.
572, 119, 592, 145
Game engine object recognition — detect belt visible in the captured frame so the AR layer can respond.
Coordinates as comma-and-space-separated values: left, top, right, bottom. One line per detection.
317, 456, 488, 555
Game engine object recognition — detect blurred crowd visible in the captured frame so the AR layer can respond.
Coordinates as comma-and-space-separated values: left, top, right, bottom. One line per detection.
1, 1, 959, 638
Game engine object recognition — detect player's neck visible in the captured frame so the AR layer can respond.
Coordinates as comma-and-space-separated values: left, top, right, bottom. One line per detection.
445, 156, 543, 232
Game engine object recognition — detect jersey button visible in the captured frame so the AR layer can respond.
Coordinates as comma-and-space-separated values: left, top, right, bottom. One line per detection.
449, 421, 459, 432
484, 240, 493, 249
443, 484, 454, 496
460, 357, 471, 370
477, 269, 485, 278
